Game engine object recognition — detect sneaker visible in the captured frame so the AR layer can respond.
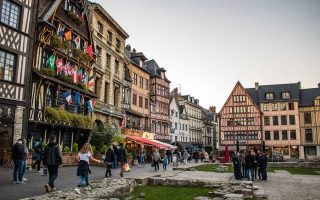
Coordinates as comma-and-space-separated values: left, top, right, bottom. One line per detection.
22, 177, 28, 181
45, 184, 51, 193
13, 181, 18, 184
75, 187, 81, 194
86, 185, 92, 191
17, 181, 26, 184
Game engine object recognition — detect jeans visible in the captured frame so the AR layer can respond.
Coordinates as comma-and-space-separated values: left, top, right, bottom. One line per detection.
105, 164, 112, 177
113, 156, 118, 169
140, 156, 145, 165
77, 175, 89, 187
47, 165, 59, 188
22, 159, 26, 177
246, 168, 254, 181
163, 163, 167, 170
13, 160, 24, 182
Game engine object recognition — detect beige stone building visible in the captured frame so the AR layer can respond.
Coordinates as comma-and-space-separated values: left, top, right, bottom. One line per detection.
89, 3, 129, 132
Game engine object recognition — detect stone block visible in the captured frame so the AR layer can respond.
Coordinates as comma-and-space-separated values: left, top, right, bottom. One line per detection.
253, 190, 268, 198
194, 196, 212, 200
224, 193, 244, 200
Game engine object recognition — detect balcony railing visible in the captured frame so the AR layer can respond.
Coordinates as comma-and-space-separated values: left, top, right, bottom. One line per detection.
94, 100, 124, 117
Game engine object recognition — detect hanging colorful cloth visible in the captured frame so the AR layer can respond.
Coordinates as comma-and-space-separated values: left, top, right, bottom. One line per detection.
63, 62, 69, 76
87, 98, 94, 112
64, 30, 72, 41
72, 66, 78, 83
62, 90, 72, 105
87, 44, 93, 58
47, 55, 55, 70
58, 26, 65, 38
74, 92, 81, 106
56, 58, 64, 74
88, 70, 95, 91
74, 36, 81, 49
82, 71, 87, 83
77, 68, 83, 82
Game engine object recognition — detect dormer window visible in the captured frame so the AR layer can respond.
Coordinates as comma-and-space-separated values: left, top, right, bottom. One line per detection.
282, 92, 290, 99
265, 92, 274, 100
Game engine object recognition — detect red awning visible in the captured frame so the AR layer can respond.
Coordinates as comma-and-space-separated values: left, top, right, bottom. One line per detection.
126, 135, 168, 149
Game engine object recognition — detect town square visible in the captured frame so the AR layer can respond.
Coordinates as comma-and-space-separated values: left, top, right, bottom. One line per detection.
0, 0, 320, 200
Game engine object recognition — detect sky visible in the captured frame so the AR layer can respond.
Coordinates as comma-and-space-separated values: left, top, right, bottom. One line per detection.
94, 0, 320, 111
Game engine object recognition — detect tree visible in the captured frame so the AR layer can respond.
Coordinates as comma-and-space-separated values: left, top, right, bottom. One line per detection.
90, 123, 116, 151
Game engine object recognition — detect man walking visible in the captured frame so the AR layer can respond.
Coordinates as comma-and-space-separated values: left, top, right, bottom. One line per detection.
43, 135, 62, 192
117, 143, 127, 177
12, 139, 26, 184
104, 144, 114, 177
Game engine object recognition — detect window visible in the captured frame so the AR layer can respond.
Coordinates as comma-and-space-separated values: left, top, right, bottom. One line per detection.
104, 82, 109, 103
282, 130, 288, 140
97, 21, 103, 34
273, 116, 279, 126
233, 95, 245, 102
107, 31, 113, 43
281, 115, 287, 125
288, 102, 294, 110
305, 129, 313, 143
265, 131, 271, 140
145, 79, 149, 90
132, 93, 137, 105
46, 88, 54, 107
145, 98, 148, 109
139, 77, 143, 88
272, 103, 278, 111
115, 60, 119, 74
264, 116, 270, 126
139, 96, 143, 107
262, 104, 269, 111
133, 73, 137, 85
289, 115, 295, 125
281, 92, 290, 99
106, 54, 111, 68
290, 130, 296, 140
175, 123, 177, 129
304, 112, 312, 124
274, 131, 279, 140
280, 103, 286, 110
1, 0, 20, 29
116, 38, 121, 49
265, 92, 274, 100
0, 49, 15, 82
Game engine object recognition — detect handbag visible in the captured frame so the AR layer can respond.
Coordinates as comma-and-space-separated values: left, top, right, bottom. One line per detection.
122, 163, 130, 172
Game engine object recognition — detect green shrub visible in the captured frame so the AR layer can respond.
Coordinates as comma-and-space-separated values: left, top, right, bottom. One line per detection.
100, 145, 108, 154
112, 134, 126, 146
72, 143, 78, 153
45, 107, 60, 122
63, 41, 70, 49
63, 146, 71, 152
77, 83, 87, 91
51, 35, 62, 49
58, 110, 72, 124
71, 48, 82, 60
41, 68, 55, 76
91, 146, 96, 155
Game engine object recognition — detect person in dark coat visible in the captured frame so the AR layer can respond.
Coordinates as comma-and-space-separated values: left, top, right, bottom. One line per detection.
43, 135, 63, 192
257, 152, 268, 180
11, 139, 26, 184
32, 140, 43, 172
104, 144, 115, 177
231, 152, 242, 180
194, 150, 199, 163
117, 143, 127, 177
166, 149, 172, 164
112, 144, 118, 169
245, 151, 254, 181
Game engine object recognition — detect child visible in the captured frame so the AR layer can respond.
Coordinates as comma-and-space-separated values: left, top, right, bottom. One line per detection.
75, 143, 101, 194
163, 155, 168, 170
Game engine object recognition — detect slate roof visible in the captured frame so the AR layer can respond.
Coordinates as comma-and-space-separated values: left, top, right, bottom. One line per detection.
179, 105, 188, 120
144, 60, 171, 83
300, 88, 320, 107
124, 49, 150, 74
245, 83, 300, 104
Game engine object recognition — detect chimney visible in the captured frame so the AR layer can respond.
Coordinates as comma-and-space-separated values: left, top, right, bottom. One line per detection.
298, 81, 301, 89
125, 44, 131, 51
255, 82, 259, 91
209, 106, 216, 113
132, 48, 136, 53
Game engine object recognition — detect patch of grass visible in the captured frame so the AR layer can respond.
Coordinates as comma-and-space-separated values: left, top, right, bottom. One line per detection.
268, 167, 320, 175
194, 164, 233, 173
122, 185, 213, 200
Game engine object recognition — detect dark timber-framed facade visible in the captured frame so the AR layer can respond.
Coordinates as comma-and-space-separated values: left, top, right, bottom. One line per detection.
218, 81, 263, 151
0, 0, 38, 157
28, 0, 96, 149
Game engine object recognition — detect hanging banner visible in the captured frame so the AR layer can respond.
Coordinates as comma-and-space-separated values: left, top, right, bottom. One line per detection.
62, 90, 72, 105
56, 58, 64, 74
87, 45, 93, 57
47, 55, 55, 70
64, 30, 72, 41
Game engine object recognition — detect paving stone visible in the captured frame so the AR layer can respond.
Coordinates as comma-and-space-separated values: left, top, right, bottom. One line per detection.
224, 193, 244, 200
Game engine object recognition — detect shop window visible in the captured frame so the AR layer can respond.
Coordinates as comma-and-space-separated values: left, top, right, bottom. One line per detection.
305, 146, 316, 156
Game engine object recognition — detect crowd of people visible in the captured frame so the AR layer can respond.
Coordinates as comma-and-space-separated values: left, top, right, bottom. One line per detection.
231, 150, 268, 181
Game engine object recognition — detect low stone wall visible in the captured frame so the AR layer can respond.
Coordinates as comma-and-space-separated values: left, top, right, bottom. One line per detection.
268, 162, 320, 168
22, 178, 136, 200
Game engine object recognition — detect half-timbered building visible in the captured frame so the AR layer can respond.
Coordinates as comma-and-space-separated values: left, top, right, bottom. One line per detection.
218, 81, 263, 151
144, 59, 170, 142
28, 0, 96, 148
0, 0, 38, 156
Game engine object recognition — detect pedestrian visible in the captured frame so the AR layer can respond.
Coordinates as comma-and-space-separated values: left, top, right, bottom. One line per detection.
152, 149, 160, 171
75, 143, 101, 194
182, 149, 189, 164
166, 149, 172, 164
43, 135, 63, 193
11, 139, 26, 184
32, 140, 43, 172
240, 151, 246, 178
194, 150, 199, 163
257, 152, 268, 181
253, 151, 258, 179
104, 144, 114, 178
231, 152, 242, 180
163, 155, 168, 170
21, 139, 29, 182
245, 151, 254, 181
200, 151, 204, 162
113, 144, 118, 169
117, 143, 127, 177
139, 145, 146, 166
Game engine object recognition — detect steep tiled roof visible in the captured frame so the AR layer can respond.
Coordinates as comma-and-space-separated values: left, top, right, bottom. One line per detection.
300, 88, 320, 107
144, 59, 171, 83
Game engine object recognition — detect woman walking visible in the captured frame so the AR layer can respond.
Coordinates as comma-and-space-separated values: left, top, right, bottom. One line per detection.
75, 143, 101, 194
152, 149, 160, 171
104, 144, 114, 178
